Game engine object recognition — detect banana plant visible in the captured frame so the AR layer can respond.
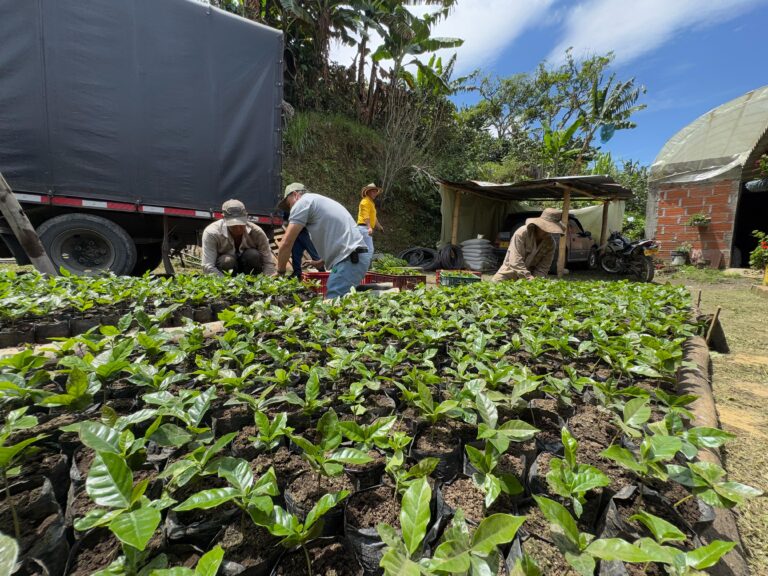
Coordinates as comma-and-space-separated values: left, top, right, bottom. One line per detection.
545, 428, 610, 517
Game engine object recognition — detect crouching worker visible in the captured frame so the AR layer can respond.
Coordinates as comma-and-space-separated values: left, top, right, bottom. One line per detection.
202, 199, 277, 276
276, 183, 371, 298
491, 208, 565, 282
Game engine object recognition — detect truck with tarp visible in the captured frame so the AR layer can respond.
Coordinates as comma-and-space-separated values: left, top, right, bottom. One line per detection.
0, 0, 283, 274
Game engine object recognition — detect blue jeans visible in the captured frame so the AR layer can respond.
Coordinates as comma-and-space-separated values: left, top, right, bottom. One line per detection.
326, 251, 373, 298
291, 228, 322, 279
358, 225, 374, 255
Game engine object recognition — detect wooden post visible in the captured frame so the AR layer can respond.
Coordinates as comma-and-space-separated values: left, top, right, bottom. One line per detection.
599, 200, 610, 246
705, 306, 722, 345
161, 215, 175, 275
0, 172, 58, 275
451, 189, 462, 246
557, 188, 571, 277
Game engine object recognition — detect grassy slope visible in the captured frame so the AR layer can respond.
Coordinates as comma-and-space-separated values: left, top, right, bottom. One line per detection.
281, 111, 441, 255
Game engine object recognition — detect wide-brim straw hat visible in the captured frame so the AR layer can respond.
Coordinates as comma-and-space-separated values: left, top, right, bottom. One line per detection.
526, 208, 566, 234
360, 183, 381, 198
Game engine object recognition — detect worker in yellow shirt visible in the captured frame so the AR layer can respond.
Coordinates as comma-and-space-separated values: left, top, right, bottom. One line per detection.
357, 183, 384, 257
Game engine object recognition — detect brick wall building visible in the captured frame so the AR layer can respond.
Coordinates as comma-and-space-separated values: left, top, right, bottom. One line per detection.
647, 86, 768, 268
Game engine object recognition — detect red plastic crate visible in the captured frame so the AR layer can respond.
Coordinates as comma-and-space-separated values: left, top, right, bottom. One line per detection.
301, 271, 330, 296
364, 272, 426, 291
435, 269, 482, 285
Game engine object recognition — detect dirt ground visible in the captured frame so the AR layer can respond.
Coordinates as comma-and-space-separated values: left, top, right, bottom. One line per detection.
661, 270, 768, 574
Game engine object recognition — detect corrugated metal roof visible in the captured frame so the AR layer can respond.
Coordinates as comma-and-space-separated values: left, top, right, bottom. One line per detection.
437, 175, 633, 201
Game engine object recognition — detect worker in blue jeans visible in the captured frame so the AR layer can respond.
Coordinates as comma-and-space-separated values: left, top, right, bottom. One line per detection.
282, 211, 324, 279
276, 183, 370, 298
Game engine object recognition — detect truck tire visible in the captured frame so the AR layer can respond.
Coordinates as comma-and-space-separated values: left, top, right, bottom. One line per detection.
37, 213, 137, 276
132, 243, 163, 275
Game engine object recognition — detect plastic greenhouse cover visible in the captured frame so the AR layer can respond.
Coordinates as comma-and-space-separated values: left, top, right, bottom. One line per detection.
650, 85, 768, 184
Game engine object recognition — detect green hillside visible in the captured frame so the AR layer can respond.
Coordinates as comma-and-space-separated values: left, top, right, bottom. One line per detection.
282, 111, 442, 254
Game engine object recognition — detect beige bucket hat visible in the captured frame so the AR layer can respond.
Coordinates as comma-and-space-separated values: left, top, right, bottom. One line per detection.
360, 183, 381, 198
277, 182, 307, 211
526, 208, 566, 234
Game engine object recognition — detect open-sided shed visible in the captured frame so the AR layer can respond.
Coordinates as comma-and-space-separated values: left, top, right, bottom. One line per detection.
437, 175, 633, 276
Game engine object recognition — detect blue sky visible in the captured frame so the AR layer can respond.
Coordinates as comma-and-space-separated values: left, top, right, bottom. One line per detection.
331, 0, 768, 167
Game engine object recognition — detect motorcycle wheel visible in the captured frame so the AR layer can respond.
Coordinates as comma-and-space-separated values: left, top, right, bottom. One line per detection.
630, 256, 655, 283
601, 253, 621, 273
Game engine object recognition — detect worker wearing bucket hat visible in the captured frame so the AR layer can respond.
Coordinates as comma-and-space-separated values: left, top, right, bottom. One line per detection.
491, 208, 566, 282
277, 183, 370, 298
201, 199, 276, 276
357, 183, 384, 257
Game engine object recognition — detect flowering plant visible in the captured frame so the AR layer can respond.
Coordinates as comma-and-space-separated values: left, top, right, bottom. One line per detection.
749, 230, 768, 270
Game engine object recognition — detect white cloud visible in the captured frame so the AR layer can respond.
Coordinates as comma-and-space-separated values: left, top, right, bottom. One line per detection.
329, 0, 554, 75
549, 0, 766, 65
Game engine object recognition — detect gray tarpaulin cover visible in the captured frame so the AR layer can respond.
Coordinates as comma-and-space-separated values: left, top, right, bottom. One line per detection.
0, 0, 283, 214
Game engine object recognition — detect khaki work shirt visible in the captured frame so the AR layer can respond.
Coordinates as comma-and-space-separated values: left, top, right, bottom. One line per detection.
491, 224, 555, 282
201, 219, 277, 276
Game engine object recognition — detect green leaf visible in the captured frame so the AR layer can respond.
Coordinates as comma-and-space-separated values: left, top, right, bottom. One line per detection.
686, 427, 735, 449
475, 392, 498, 428
305, 491, 348, 530
408, 458, 439, 478
195, 545, 225, 576
401, 477, 431, 557
570, 465, 610, 495
472, 514, 526, 555
623, 397, 651, 428
109, 507, 161, 551
533, 496, 579, 547
0, 434, 48, 468
585, 538, 655, 563
713, 481, 763, 506
498, 420, 539, 441
174, 488, 238, 511
86, 452, 133, 509
0, 532, 19, 572
601, 445, 645, 474
629, 511, 686, 544
151, 424, 193, 447
330, 447, 374, 466
380, 547, 421, 576
646, 435, 682, 460
217, 458, 253, 493
79, 422, 121, 454
426, 539, 471, 572
686, 540, 736, 569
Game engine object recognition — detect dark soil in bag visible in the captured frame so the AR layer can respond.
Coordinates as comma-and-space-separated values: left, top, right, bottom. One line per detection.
344, 450, 386, 491
437, 476, 517, 525
251, 446, 310, 492
212, 403, 252, 435
410, 424, 461, 482
0, 477, 69, 576
213, 515, 282, 576
165, 476, 239, 547
344, 485, 400, 576
0, 324, 35, 346
567, 403, 618, 448
521, 406, 566, 454
34, 320, 70, 343
271, 537, 363, 576
517, 505, 581, 576
64, 529, 122, 576
285, 472, 353, 535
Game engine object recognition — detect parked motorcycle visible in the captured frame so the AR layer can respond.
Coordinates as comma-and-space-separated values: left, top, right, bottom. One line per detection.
599, 231, 659, 282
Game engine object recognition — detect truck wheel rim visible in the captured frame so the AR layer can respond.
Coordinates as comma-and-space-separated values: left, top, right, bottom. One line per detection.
49, 229, 115, 273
